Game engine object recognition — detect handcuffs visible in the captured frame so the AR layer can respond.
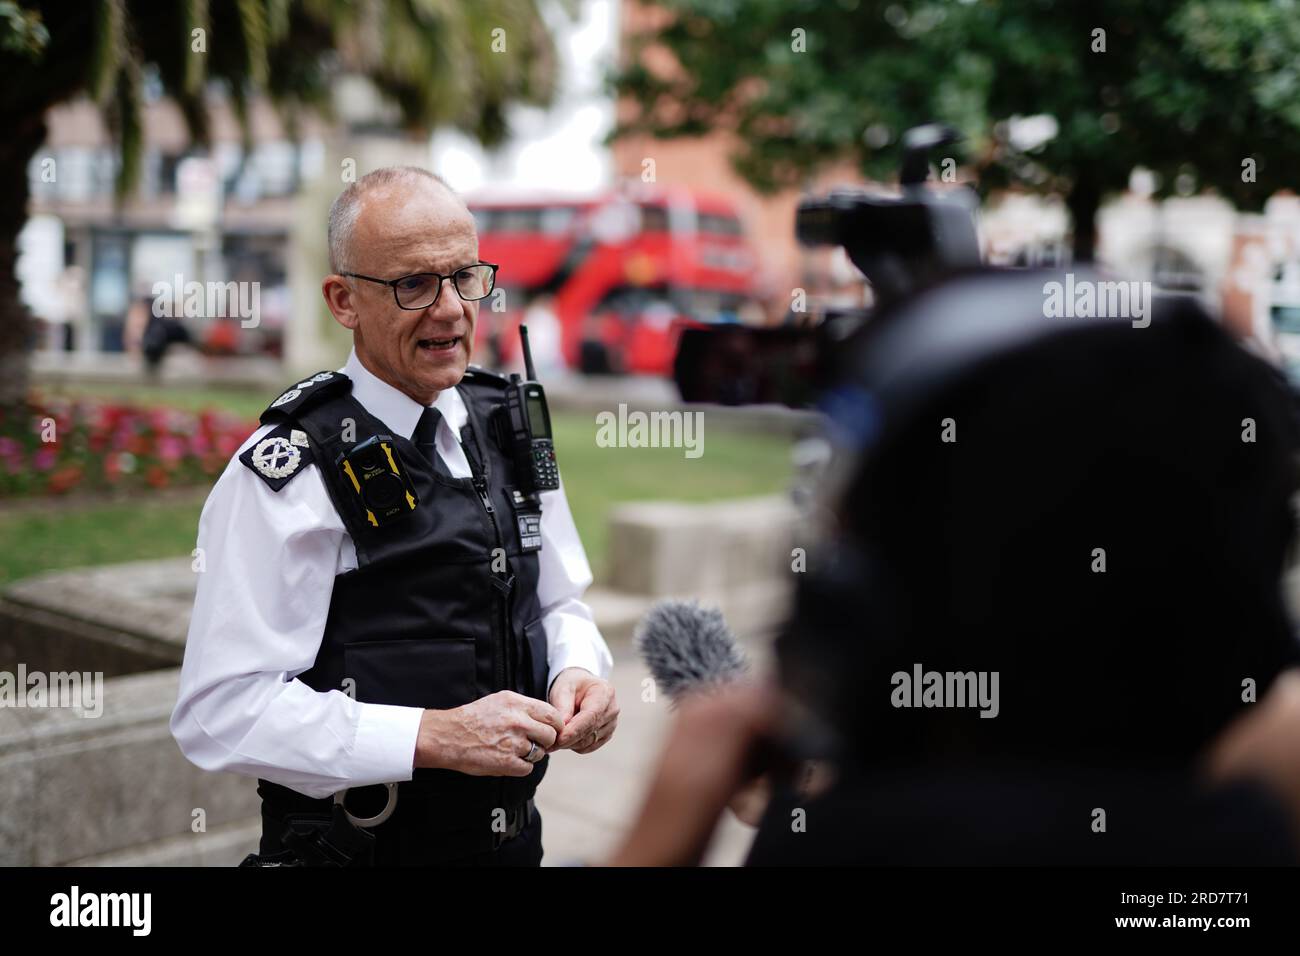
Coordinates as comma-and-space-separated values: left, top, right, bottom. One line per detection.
335, 781, 399, 828
238, 783, 398, 868
241, 726, 550, 866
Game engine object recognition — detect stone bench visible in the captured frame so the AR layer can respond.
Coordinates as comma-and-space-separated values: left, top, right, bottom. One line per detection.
0, 667, 261, 866
606, 494, 799, 636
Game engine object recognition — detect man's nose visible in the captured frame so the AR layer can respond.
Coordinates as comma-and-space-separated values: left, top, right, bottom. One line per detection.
427, 277, 468, 319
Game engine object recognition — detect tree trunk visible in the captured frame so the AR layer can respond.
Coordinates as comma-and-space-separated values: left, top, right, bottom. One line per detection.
0, 112, 47, 408
1066, 177, 1101, 264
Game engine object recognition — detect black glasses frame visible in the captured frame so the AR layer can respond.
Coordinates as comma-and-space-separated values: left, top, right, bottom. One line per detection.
341, 262, 499, 310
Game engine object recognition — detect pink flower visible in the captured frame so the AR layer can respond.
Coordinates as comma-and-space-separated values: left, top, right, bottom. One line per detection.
158, 435, 186, 463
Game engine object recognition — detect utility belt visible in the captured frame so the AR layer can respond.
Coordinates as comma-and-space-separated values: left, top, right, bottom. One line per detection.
242, 778, 537, 867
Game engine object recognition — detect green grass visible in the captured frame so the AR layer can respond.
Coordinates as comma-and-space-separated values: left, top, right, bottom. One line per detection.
2, 383, 793, 586
552, 412, 792, 573
35, 380, 271, 420
0, 500, 207, 587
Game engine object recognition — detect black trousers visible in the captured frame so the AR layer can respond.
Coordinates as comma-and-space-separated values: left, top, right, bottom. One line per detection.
257, 781, 544, 867
438, 805, 544, 867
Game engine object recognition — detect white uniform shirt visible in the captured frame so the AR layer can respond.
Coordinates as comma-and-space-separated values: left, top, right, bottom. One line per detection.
170, 348, 613, 799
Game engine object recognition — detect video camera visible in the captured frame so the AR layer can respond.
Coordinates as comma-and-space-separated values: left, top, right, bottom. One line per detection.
673, 124, 981, 406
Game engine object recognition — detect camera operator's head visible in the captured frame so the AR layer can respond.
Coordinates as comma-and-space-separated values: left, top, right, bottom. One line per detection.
781, 269, 1300, 772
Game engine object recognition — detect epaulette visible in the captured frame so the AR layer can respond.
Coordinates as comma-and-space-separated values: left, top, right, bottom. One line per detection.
460, 365, 510, 389
239, 422, 316, 492
259, 370, 352, 424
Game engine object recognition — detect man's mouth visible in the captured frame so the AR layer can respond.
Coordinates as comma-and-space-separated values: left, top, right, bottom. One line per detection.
417, 336, 461, 352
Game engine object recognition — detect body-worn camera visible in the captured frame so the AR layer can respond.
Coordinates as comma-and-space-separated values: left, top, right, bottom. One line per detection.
336, 435, 418, 527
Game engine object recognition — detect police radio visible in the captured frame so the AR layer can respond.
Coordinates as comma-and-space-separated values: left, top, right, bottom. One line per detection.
496, 324, 559, 494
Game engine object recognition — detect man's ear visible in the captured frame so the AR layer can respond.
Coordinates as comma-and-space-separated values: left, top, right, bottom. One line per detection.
322, 275, 361, 331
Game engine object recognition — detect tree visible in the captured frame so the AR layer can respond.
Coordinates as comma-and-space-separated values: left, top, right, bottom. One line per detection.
612, 0, 1300, 264
0, 0, 566, 405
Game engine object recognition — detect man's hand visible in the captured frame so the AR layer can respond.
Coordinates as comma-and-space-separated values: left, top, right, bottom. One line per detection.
548, 667, 619, 753
415, 691, 564, 777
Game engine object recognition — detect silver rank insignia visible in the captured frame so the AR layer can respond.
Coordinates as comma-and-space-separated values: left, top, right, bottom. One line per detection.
252, 436, 302, 479
310, 372, 334, 382
289, 429, 310, 447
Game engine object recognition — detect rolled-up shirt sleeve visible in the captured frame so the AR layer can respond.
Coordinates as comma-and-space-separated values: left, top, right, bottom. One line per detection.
536, 476, 614, 692
169, 428, 423, 800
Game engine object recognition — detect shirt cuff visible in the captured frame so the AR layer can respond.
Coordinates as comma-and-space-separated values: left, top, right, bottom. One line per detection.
546, 618, 614, 694
351, 701, 423, 784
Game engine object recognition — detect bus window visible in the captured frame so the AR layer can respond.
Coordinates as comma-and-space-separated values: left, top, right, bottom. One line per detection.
540, 207, 577, 234
640, 205, 670, 233
697, 213, 743, 237
497, 208, 543, 232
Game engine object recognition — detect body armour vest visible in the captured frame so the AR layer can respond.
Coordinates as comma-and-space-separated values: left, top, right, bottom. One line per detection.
244, 367, 551, 863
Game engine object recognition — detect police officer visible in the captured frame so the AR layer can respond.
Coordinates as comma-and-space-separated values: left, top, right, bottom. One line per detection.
171, 166, 618, 866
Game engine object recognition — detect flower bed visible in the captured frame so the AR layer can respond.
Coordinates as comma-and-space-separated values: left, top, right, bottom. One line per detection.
0, 394, 256, 498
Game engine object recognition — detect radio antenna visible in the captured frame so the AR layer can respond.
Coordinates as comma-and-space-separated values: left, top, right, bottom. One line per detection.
519, 323, 538, 381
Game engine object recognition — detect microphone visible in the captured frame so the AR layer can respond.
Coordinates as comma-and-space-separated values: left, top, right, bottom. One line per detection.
633, 599, 751, 704
634, 598, 840, 766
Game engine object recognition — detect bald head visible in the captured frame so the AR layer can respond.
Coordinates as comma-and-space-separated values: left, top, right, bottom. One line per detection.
320, 165, 484, 406
327, 166, 464, 275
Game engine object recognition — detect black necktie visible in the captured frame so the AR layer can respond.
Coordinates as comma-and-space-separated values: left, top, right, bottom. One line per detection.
413, 406, 442, 467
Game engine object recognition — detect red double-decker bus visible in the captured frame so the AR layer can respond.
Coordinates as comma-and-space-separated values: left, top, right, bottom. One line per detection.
467, 184, 760, 376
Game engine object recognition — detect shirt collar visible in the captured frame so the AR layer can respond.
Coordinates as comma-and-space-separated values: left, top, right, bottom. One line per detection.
339, 347, 469, 441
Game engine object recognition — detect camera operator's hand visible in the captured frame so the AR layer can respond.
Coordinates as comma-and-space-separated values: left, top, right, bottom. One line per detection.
727, 774, 772, 826
608, 681, 780, 866
1205, 668, 1300, 838
414, 692, 564, 777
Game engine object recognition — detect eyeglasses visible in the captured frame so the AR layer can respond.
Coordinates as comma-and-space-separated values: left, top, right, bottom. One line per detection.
341, 262, 499, 310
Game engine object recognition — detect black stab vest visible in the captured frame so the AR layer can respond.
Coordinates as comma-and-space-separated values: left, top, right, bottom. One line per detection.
252, 369, 550, 863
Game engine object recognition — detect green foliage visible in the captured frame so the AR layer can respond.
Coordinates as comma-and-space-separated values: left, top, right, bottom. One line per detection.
0, 0, 568, 198
0, 1, 49, 57
612, 0, 1300, 226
